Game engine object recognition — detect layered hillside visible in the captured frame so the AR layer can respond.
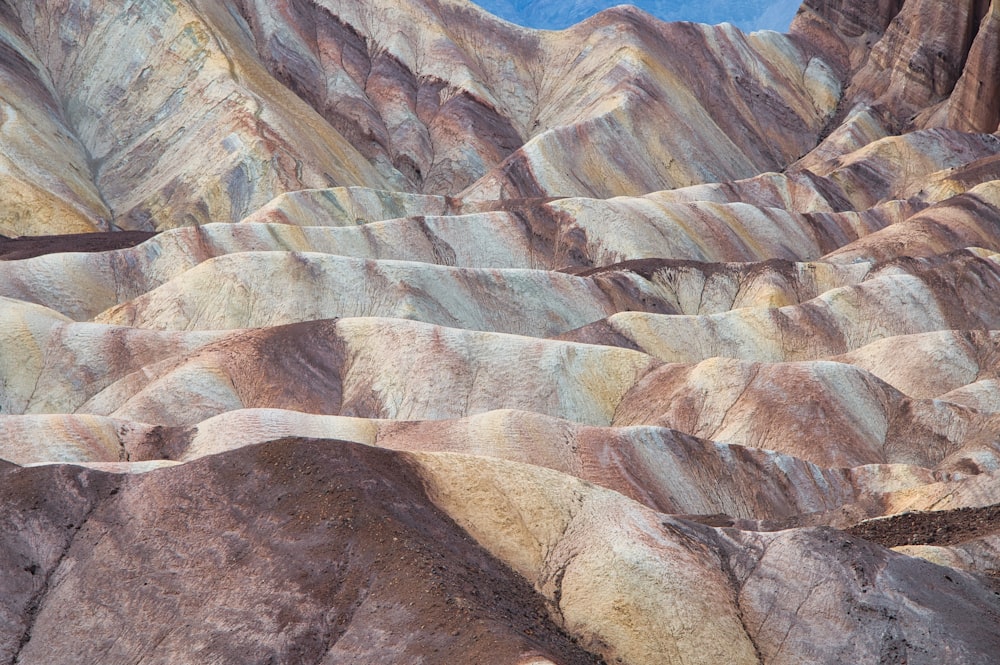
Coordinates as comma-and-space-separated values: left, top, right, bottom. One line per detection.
2, 0, 1000, 663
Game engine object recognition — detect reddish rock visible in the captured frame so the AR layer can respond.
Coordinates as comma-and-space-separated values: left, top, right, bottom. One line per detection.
1, 440, 602, 665
2, 0, 1000, 661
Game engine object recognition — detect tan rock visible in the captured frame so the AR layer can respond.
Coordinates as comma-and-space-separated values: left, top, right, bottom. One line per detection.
94, 252, 617, 335
414, 452, 761, 665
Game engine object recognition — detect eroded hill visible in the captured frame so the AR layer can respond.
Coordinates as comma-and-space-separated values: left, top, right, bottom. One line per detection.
2, 1, 1000, 663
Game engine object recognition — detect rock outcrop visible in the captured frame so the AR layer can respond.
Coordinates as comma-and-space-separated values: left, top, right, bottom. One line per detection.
3, 0, 1000, 663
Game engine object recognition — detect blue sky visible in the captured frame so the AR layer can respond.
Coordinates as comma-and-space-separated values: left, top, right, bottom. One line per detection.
471, 1, 802, 33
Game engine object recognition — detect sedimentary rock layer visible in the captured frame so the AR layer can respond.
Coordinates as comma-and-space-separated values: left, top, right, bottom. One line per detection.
3, 439, 999, 665
3, 0, 1000, 662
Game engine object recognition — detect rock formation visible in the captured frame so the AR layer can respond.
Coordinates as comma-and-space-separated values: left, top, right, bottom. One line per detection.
2, 0, 1000, 663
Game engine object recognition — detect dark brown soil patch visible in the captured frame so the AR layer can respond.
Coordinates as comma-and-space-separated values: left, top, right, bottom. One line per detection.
0, 232, 157, 260
676, 513, 738, 528
1, 438, 605, 665
127, 425, 195, 462
847, 504, 1000, 548
552, 319, 644, 350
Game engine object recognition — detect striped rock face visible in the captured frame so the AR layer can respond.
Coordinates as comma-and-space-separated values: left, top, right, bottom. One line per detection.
3, 1, 1000, 664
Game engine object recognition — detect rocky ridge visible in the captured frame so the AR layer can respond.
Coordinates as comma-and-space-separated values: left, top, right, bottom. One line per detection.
2, 0, 1000, 663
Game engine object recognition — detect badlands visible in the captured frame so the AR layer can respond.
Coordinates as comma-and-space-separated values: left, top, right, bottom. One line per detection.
1, 0, 1000, 663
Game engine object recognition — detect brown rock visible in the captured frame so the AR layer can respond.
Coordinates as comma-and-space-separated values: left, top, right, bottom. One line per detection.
1, 439, 602, 664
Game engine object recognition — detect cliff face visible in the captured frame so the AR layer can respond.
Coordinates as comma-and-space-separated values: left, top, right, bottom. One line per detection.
3, 1, 1000, 664
794, 0, 1000, 133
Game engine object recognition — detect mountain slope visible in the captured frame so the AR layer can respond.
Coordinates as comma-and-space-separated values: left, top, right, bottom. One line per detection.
3, 0, 1000, 663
